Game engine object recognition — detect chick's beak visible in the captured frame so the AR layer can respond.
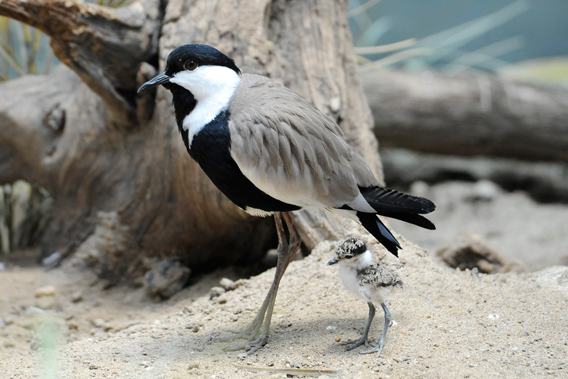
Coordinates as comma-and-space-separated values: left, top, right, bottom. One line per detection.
137, 71, 171, 93
327, 257, 339, 266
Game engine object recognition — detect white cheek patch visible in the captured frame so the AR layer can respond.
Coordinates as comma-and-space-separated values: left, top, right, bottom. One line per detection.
170, 66, 241, 146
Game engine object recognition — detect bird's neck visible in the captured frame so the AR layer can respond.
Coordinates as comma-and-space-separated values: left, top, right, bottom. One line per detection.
169, 67, 241, 149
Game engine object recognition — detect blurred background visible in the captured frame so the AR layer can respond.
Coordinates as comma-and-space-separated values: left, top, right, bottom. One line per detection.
350, 0, 568, 82
1, 0, 568, 271
348, 0, 568, 271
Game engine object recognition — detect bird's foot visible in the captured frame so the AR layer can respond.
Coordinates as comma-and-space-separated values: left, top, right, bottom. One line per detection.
215, 307, 270, 354
341, 336, 374, 351
360, 341, 385, 358
221, 333, 269, 354
218, 323, 260, 341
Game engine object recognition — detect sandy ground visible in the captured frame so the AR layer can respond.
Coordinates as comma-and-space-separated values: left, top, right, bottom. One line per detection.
1, 182, 567, 378
390, 181, 568, 270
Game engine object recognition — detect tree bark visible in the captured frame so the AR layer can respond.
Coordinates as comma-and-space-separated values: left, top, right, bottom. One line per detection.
0, 0, 380, 279
361, 67, 568, 162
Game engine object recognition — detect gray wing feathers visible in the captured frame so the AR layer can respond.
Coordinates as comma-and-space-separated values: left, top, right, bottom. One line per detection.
229, 74, 378, 208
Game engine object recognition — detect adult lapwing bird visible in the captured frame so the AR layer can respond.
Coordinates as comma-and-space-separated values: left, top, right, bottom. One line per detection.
327, 237, 403, 358
138, 44, 435, 353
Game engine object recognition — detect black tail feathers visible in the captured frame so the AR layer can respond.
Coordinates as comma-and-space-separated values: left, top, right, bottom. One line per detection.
357, 212, 401, 257
360, 186, 435, 215
355, 186, 436, 257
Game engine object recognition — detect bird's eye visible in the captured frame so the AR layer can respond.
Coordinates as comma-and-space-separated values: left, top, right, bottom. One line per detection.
344, 254, 353, 259
184, 60, 198, 71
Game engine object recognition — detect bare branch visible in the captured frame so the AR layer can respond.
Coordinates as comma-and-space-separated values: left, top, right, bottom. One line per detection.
0, 0, 163, 125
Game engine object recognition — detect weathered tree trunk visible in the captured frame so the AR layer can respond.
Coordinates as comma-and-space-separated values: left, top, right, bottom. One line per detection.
0, 0, 380, 279
361, 67, 568, 162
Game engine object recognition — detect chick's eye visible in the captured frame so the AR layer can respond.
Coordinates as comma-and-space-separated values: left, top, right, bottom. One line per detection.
184, 60, 198, 71
344, 254, 353, 259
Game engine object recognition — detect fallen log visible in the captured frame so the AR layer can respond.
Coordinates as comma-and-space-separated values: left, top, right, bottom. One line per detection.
361, 67, 568, 162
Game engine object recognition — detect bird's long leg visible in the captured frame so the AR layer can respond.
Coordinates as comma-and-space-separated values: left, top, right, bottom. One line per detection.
218, 212, 301, 354
342, 302, 376, 350
361, 301, 391, 358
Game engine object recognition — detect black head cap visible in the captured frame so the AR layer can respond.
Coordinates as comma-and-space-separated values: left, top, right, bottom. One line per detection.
138, 44, 241, 94
327, 237, 368, 265
336, 237, 367, 258
164, 44, 241, 77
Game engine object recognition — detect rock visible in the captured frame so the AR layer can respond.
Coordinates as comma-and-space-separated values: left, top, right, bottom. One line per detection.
68, 320, 79, 330
92, 318, 105, 328
209, 287, 225, 299
71, 291, 83, 303
472, 180, 500, 201
219, 278, 236, 291
436, 232, 521, 273
35, 285, 56, 298
144, 260, 191, 299
3, 340, 15, 348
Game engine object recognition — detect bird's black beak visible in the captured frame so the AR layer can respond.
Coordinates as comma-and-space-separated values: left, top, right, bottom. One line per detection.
327, 257, 339, 266
137, 71, 171, 93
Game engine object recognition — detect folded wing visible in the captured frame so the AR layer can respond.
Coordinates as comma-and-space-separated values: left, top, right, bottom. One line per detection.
228, 74, 379, 209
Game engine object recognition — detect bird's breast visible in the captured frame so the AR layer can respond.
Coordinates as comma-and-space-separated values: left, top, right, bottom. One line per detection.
187, 111, 300, 213
338, 265, 365, 300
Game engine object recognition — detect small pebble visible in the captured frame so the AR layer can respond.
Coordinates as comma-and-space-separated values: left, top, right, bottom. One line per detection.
92, 318, 105, 328
219, 278, 236, 291
473, 180, 500, 201
35, 285, 56, 298
71, 292, 83, 303
68, 320, 79, 330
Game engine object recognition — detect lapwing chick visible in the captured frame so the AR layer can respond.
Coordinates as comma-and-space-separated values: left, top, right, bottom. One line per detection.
138, 44, 433, 353
328, 237, 403, 358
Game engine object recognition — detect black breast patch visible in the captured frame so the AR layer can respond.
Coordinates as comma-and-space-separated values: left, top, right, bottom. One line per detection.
188, 111, 300, 213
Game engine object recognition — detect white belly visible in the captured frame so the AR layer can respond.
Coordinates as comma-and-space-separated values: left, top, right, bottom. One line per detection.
338, 265, 366, 301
